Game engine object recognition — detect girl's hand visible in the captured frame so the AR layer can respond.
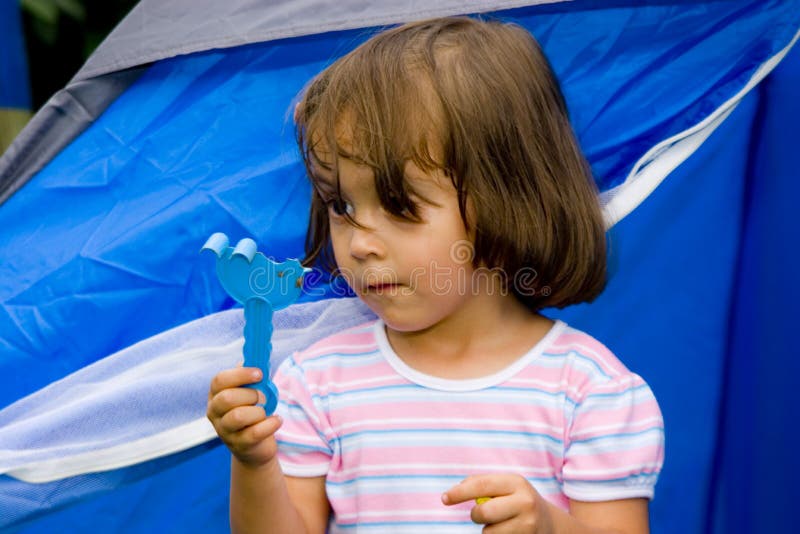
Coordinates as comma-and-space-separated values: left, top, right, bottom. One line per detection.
442, 474, 555, 533
206, 367, 283, 468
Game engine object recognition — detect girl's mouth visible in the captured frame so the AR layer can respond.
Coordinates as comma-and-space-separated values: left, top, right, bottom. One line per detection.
366, 282, 401, 292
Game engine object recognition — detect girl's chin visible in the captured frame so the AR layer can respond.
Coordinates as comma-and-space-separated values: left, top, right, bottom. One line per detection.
374, 308, 437, 334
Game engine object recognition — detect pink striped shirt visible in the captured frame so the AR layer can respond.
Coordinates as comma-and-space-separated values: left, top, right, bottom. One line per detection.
274, 319, 664, 533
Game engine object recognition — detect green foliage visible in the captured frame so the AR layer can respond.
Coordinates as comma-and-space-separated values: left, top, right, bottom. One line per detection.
21, 0, 138, 108
21, 0, 86, 45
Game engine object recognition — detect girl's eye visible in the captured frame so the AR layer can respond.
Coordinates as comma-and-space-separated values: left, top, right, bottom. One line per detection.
327, 198, 354, 218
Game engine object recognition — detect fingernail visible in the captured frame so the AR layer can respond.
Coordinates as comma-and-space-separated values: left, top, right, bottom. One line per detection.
252, 369, 262, 380
441, 493, 450, 505
257, 391, 266, 405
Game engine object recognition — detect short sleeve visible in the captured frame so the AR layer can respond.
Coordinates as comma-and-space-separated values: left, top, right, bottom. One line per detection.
273, 353, 334, 477
562, 373, 665, 501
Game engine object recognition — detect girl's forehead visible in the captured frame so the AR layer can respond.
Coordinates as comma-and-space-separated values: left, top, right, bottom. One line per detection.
403, 160, 452, 192
306, 108, 451, 195
312, 153, 449, 193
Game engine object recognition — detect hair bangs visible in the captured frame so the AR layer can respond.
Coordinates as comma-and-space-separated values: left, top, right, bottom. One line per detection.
296, 30, 450, 225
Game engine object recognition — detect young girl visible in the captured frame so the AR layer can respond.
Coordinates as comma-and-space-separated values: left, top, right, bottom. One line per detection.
207, 16, 664, 533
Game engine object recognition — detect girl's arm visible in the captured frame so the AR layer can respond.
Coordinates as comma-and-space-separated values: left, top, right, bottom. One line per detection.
230, 457, 329, 534
208, 367, 330, 533
564, 498, 649, 534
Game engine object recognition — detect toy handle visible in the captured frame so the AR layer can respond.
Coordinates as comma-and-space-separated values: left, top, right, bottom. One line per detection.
243, 297, 279, 414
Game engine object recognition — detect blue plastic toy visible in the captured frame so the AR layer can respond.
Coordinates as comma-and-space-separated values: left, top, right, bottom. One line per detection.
202, 232, 310, 414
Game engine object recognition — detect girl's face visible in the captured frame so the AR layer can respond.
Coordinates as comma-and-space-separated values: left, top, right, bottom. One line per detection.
317, 155, 503, 334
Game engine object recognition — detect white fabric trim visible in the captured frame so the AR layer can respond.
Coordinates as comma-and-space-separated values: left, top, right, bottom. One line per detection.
374, 319, 566, 391
278, 462, 330, 478
7, 418, 217, 484
564, 484, 655, 502
600, 26, 800, 228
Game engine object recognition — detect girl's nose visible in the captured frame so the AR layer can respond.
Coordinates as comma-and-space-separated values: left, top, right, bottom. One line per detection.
348, 224, 386, 260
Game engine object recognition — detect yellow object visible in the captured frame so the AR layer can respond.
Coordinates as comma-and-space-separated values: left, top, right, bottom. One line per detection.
475, 497, 491, 505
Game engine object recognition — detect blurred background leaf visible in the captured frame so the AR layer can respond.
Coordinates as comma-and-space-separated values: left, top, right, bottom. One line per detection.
20, 0, 137, 109
21, 0, 86, 45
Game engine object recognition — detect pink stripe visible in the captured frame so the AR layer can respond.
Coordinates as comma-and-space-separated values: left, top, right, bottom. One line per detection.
298, 323, 378, 358
571, 398, 662, 435
508, 363, 595, 390
564, 444, 664, 479
329, 401, 566, 434
331, 489, 571, 520
299, 340, 378, 359
331, 416, 563, 440
303, 365, 404, 394
331, 492, 472, 522
334, 447, 562, 478
584, 375, 646, 394
549, 331, 629, 376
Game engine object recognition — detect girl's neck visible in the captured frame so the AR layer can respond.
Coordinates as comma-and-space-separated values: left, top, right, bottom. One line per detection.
384, 294, 554, 380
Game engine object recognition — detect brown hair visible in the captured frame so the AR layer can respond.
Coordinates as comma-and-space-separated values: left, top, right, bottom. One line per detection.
295, 16, 606, 311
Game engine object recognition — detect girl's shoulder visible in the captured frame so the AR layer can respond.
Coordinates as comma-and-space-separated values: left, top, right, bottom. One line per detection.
542, 322, 650, 399
546, 322, 633, 379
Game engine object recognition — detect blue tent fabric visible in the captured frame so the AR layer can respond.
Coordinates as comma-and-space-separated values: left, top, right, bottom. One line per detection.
0, 0, 31, 110
0, 1, 798, 532
709, 40, 800, 534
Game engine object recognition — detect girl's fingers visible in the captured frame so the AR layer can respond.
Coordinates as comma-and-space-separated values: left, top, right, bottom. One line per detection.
208, 367, 263, 399
209, 387, 265, 419
442, 474, 517, 505
469, 494, 519, 525
242, 414, 283, 442
219, 405, 268, 433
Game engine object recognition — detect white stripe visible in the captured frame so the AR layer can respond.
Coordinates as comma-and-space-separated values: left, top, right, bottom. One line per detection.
565, 461, 663, 478
301, 341, 377, 359
325, 387, 568, 409
337, 509, 467, 520
574, 387, 654, 411
601, 27, 800, 227
5, 417, 216, 483
567, 429, 663, 456
340, 432, 563, 455
571, 415, 664, 437
327, 478, 451, 495
507, 377, 581, 398
334, 417, 562, 435
586, 374, 643, 392
277, 427, 330, 447
310, 374, 403, 394
547, 338, 620, 377
535, 351, 612, 381
277, 398, 326, 429
301, 352, 383, 371
326, 476, 562, 496
336, 462, 555, 478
